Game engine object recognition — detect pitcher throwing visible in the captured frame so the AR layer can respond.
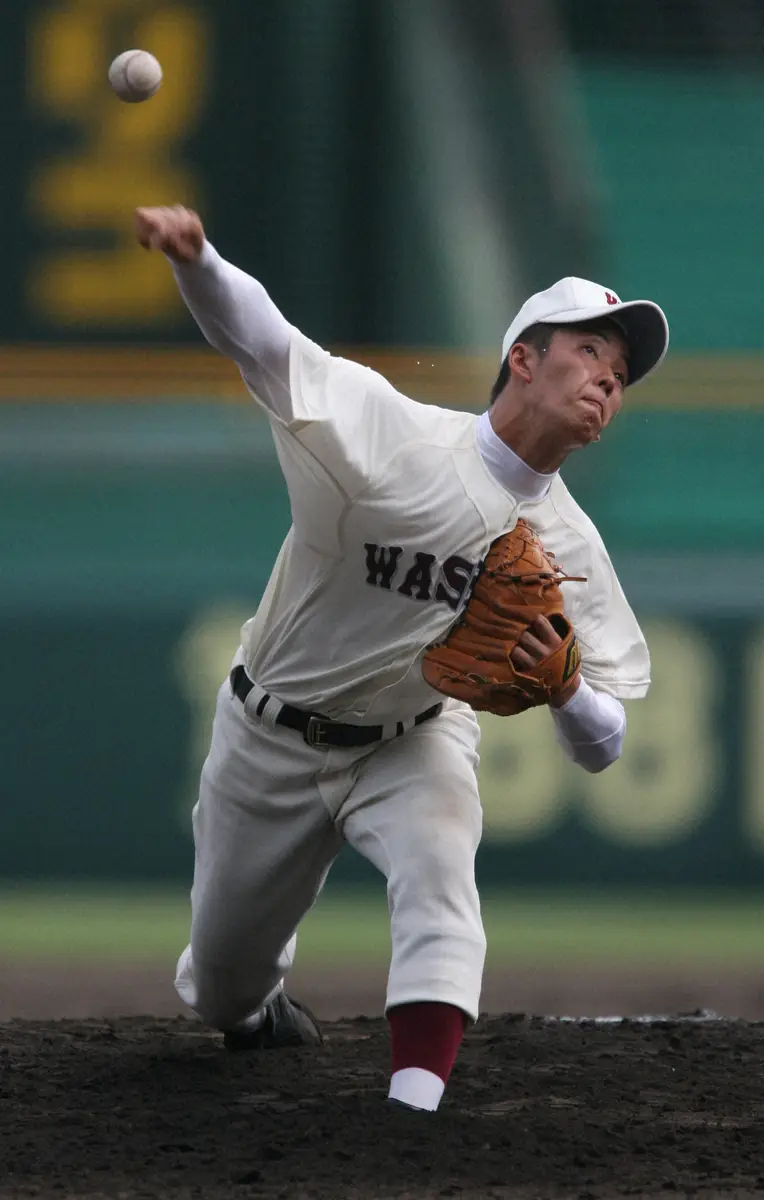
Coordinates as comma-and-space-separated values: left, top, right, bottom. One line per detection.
134, 204, 669, 1112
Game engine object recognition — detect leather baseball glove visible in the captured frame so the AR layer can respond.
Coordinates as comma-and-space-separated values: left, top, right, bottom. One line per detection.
421, 520, 585, 716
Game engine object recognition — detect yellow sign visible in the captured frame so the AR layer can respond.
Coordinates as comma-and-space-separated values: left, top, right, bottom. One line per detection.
27, 0, 207, 325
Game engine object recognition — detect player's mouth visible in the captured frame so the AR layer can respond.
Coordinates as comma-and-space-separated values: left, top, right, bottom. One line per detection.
579, 395, 604, 425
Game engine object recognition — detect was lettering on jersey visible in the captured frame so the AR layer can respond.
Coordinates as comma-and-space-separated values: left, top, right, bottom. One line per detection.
364, 543, 479, 610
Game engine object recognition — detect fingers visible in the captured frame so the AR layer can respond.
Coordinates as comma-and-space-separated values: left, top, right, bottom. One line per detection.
133, 206, 204, 263
510, 616, 564, 671
160, 232, 203, 264
518, 622, 558, 657
513, 633, 549, 662
529, 615, 563, 647
510, 645, 537, 672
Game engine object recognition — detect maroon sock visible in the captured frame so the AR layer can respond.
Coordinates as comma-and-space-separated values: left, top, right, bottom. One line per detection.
388, 1001, 467, 1084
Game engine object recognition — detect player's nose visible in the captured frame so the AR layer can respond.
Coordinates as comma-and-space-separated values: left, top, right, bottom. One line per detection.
596, 369, 617, 399
596, 371, 625, 422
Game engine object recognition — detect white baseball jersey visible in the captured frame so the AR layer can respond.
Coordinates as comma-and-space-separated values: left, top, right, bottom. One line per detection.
174, 244, 649, 727
238, 333, 648, 723
170, 244, 646, 1052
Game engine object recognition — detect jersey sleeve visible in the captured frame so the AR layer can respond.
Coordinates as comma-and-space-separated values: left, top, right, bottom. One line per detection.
173, 243, 436, 551
262, 331, 439, 554
173, 243, 426, 491
282, 330, 434, 498
172, 242, 294, 420
535, 481, 651, 700
573, 564, 651, 700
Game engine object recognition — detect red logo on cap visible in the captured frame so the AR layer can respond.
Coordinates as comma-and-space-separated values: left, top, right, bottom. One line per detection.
605, 291, 619, 305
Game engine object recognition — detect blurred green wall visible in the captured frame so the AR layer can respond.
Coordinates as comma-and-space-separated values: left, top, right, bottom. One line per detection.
576, 65, 764, 350
4, 402, 764, 886
8, 2, 764, 349
5, 3, 764, 885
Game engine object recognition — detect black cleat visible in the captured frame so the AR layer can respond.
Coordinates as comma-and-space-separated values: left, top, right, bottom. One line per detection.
223, 993, 323, 1052
386, 1097, 431, 1112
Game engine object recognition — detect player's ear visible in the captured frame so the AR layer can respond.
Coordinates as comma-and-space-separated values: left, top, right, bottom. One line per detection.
507, 341, 535, 385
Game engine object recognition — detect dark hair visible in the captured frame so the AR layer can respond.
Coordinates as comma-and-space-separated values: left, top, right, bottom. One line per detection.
488, 316, 626, 406
488, 322, 555, 406
488, 357, 509, 407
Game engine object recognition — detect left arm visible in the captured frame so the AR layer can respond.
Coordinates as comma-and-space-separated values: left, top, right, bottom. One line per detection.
548, 678, 625, 773
511, 617, 626, 773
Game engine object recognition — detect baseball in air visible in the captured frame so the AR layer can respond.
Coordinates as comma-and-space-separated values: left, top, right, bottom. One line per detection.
108, 50, 163, 103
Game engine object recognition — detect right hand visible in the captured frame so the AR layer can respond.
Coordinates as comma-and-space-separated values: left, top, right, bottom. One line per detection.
134, 205, 205, 264
510, 615, 563, 673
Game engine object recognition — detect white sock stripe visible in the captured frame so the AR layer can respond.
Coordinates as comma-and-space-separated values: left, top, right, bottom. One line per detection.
388, 1067, 445, 1112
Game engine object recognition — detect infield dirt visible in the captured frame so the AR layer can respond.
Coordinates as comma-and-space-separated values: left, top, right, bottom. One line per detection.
2, 1011, 763, 1200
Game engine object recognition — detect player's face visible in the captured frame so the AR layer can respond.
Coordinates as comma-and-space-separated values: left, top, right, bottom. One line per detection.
534, 327, 629, 446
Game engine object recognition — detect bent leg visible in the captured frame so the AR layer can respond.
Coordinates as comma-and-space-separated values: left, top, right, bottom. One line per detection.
176, 679, 344, 1030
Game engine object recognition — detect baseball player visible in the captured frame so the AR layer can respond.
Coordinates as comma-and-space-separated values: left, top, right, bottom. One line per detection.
134, 205, 668, 1113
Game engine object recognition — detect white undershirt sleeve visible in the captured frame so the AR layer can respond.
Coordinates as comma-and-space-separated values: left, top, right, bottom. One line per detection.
549, 677, 626, 774
171, 241, 294, 422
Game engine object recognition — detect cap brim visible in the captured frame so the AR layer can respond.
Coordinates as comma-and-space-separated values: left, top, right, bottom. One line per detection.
544, 299, 669, 386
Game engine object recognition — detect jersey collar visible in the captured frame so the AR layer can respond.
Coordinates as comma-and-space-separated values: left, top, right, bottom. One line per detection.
475, 410, 556, 502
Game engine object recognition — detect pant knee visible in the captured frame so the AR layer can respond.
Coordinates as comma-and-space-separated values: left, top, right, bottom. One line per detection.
176, 950, 280, 1031
193, 977, 259, 1030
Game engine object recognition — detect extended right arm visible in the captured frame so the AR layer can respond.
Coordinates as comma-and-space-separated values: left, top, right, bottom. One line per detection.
133, 204, 424, 513
134, 205, 293, 421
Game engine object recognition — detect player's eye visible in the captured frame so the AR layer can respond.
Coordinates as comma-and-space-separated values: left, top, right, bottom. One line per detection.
582, 343, 597, 357
615, 373, 626, 387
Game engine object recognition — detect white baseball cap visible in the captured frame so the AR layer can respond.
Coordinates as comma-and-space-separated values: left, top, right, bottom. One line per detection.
501, 276, 669, 386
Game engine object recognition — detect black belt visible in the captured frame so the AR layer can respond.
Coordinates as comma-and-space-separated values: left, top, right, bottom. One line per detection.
231, 665, 442, 749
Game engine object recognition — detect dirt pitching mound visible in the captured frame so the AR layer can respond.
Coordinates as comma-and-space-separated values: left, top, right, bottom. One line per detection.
2, 1014, 764, 1199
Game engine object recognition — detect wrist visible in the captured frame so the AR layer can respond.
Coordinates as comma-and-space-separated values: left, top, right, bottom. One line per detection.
549, 673, 582, 709
194, 237, 212, 266
170, 237, 211, 271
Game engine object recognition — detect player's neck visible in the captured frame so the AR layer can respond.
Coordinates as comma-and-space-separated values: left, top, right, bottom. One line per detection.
488, 406, 570, 475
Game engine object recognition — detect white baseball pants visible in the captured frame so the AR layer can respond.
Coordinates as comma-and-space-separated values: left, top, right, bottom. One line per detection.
175, 664, 486, 1028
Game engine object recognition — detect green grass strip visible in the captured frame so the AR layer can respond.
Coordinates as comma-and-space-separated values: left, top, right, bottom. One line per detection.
0, 886, 761, 966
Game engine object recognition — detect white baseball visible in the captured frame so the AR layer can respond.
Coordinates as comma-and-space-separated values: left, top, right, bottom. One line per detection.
108, 50, 163, 103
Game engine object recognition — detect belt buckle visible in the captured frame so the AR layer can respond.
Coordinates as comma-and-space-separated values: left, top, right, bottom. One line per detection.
304, 716, 331, 749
